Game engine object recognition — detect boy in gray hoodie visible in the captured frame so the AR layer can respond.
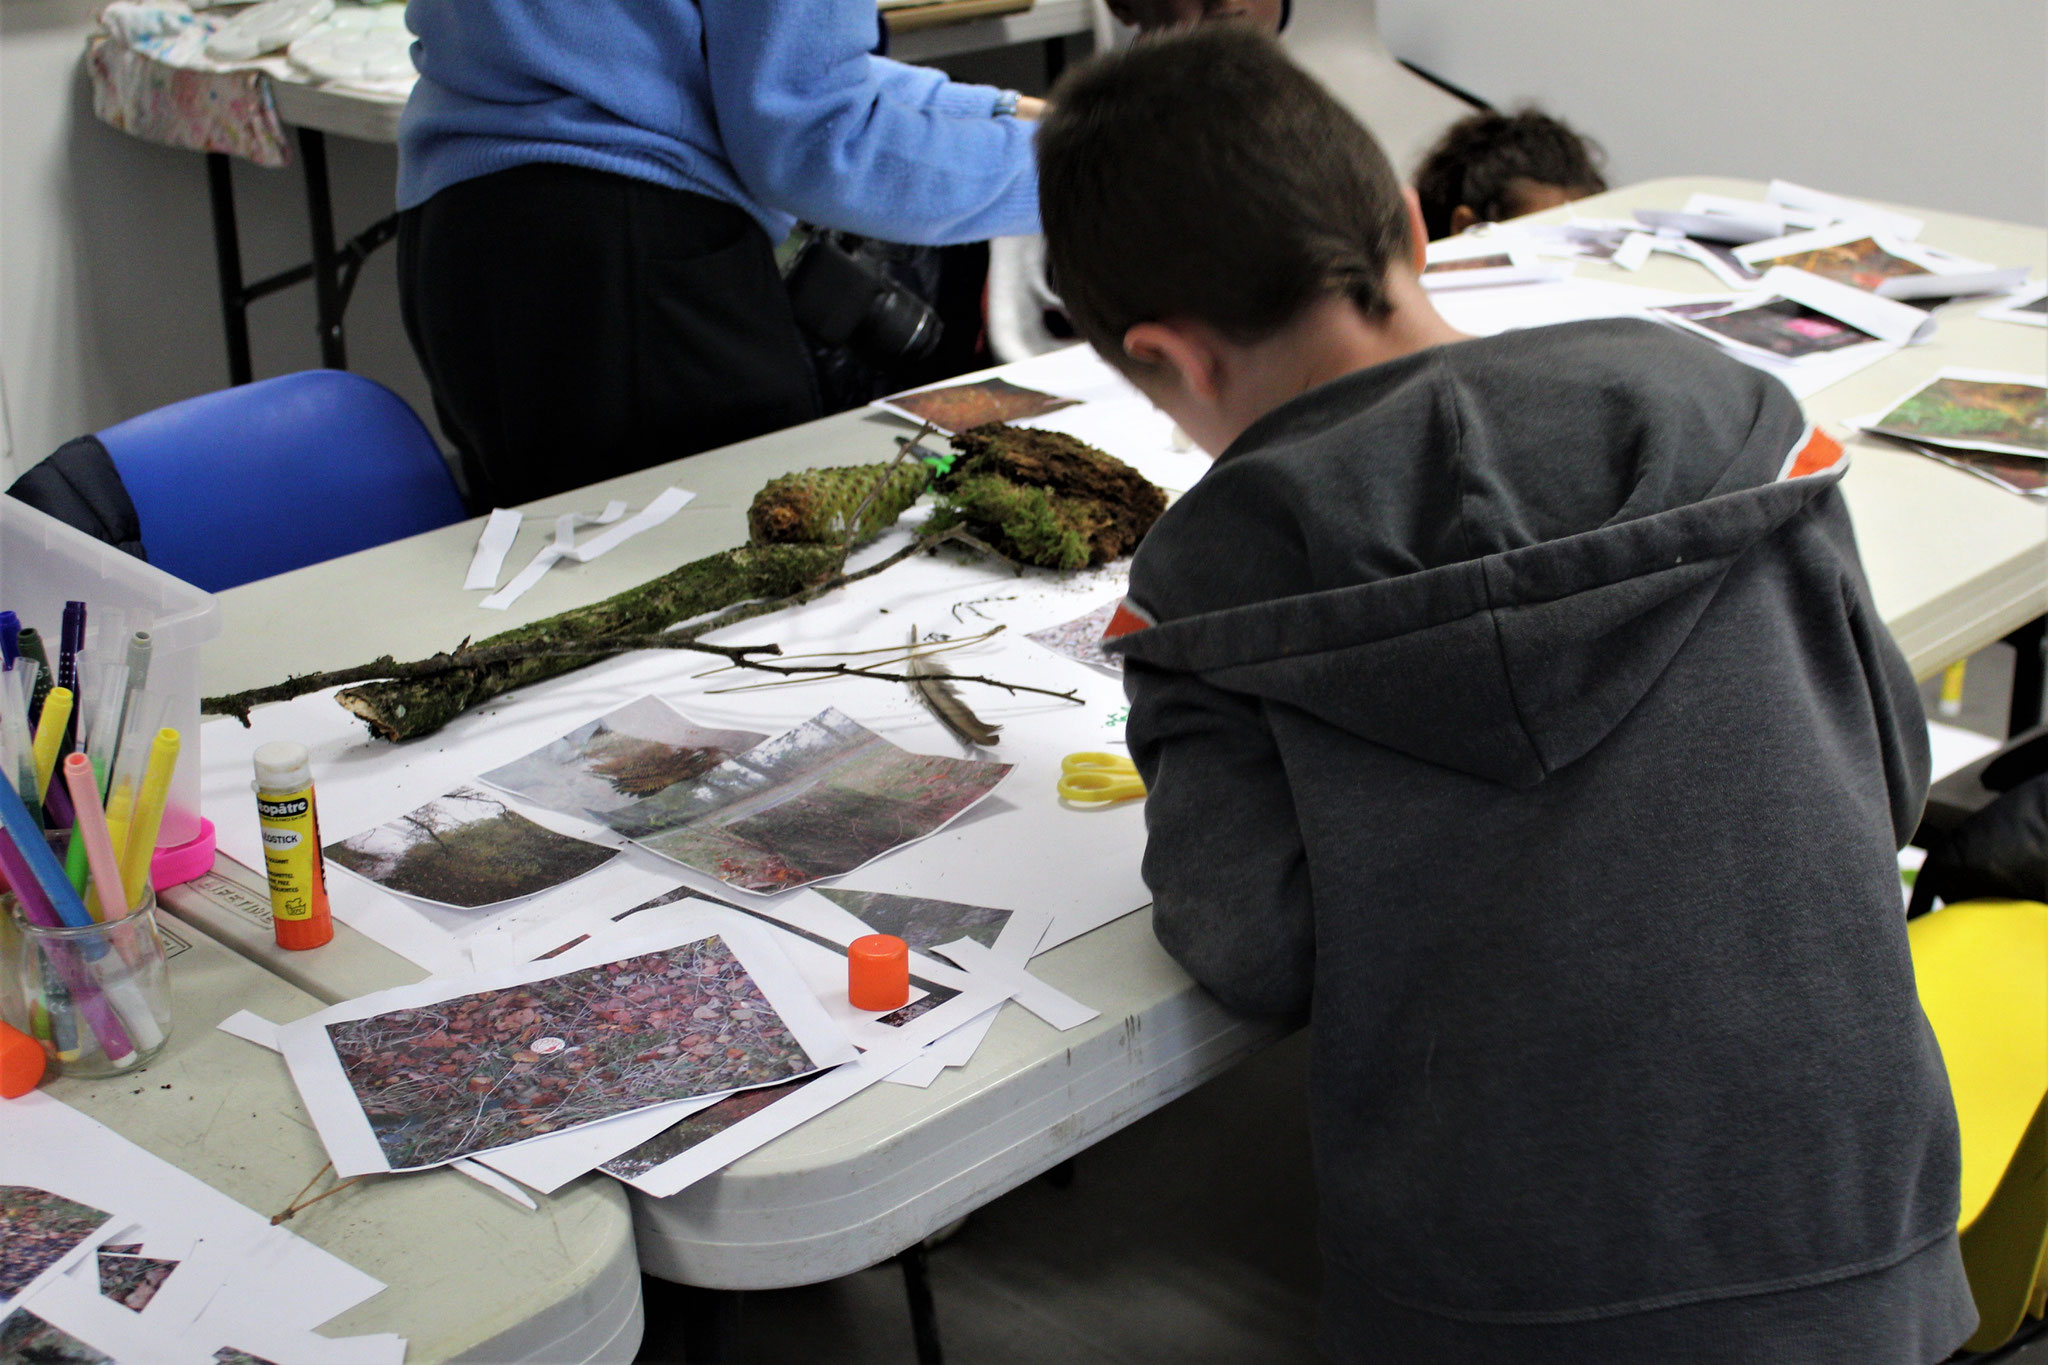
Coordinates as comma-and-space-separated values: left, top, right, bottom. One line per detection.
1038, 27, 1973, 1364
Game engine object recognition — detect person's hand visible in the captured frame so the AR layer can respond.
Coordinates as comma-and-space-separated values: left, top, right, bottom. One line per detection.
1015, 95, 1048, 120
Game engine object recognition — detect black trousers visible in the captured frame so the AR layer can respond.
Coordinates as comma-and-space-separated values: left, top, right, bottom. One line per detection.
397, 163, 820, 509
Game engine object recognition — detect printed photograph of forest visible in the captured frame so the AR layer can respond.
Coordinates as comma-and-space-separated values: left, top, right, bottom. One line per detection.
325, 786, 618, 908
481, 698, 765, 819
603, 710, 1012, 894
325, 938, 819, 1169
1869, 376, 2046, 455
0, 1185, 109, 1301
1749, 235, 1927, 290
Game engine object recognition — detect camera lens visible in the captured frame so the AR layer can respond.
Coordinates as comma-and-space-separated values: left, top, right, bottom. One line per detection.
854, 289, 942, 365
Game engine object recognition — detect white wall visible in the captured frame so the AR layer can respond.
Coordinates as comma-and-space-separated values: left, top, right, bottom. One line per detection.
4, 3, 2040, 487
1377, 0, 2046, 229
0, 0, 434, 486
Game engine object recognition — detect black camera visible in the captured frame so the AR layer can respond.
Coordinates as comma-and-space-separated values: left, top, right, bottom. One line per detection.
782, 230, 943, 368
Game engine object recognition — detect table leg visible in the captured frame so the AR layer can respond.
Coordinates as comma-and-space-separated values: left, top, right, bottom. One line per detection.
2006, 615, 2045, 737
204, 152, 255, 387
297, 128, 347, 370
897, 1242, 946, 1365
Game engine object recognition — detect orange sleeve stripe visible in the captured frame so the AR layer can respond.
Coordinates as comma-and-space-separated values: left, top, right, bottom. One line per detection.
1784, 427, 1845, 480
1101, 600, 1154, 641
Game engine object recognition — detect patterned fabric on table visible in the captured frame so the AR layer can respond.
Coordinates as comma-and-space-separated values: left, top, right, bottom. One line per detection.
86, 35, 292, 167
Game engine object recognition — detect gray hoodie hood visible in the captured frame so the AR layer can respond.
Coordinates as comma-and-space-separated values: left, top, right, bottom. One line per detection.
1110, 319, 1845, 789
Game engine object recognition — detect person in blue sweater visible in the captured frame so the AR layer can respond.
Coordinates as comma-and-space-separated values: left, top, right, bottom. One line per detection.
396, 2, 1043, 507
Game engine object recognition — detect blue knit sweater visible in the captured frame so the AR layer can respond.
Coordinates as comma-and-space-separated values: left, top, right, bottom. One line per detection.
397, 0, 1040, 244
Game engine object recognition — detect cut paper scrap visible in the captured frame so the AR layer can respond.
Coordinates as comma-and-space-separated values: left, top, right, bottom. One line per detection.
96, 1250, 178, 1312
1023, 599, 1124, 674
1979, 284, 2047, 328
446, 1160, 539, 1212
481, 486, 696, 611
875, 376, 1080, 435
930, 937, 1099, 1031
480, 696, 766, 821
275, 919, 856, 1176
0, 1185, 115, 1309
217, 1009, 281, 1052
601, 708, 1013, 895
0, 1307, 111, 1364
324, 785, 619, 910
606, 1046, 925, 1199
2, 1092, 385, 1349
813, 887, 1050, 967
463, 507, 523, 591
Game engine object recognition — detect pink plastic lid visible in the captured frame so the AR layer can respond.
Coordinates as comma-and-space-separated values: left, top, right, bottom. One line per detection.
149, 816, 216, 891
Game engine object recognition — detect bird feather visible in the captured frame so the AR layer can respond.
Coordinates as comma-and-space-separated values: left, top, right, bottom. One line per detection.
906, 627, 1000, 748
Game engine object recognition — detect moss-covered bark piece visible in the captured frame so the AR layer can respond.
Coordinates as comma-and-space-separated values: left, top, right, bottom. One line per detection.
931, 425, 1166, 568
335, 542, 845, 742
748, 461, 932, 547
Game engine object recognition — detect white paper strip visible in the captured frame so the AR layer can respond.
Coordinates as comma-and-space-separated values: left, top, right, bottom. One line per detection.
1610, 232, 1654, 272
448, 1159, 540, 1211
463, 508, 524, 591
474, 1094, 728, 1195
480, 500, 629, 611
1763, 267, 1938, 345
479, 489, 696, 612
930, 938, 1098, 1031
1876, 266, 2030, 302
217, 1008, 283, 1052
1765, 179, 1923, 241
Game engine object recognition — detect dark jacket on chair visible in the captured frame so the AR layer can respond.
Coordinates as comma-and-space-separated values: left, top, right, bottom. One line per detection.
7, 436, 146, 559
1106, 319, 1975, 1363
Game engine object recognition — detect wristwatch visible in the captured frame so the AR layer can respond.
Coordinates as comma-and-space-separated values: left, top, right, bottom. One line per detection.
993, 89, 1021, 118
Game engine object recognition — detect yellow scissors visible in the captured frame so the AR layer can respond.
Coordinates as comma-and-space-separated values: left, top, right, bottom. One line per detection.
1058, 751, 1147, 804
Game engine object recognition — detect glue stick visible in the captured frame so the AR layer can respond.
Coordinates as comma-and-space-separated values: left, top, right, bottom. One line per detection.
253, 742, 332, 950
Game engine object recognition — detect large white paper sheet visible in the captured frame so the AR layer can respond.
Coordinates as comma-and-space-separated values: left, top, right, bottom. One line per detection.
276, 917, 857, 1176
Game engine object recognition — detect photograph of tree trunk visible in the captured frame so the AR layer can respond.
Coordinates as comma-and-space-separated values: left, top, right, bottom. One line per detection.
324, 937, 822, 1171
480, 697, 766, 820
600, 709, 1012, 894
323, 786, 619, 908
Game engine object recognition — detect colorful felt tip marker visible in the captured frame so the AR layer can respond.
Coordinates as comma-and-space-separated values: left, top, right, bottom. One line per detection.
31, 687, 73, 804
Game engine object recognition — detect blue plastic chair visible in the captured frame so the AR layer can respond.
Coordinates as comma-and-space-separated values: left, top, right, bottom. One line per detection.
95, 370, 467, 593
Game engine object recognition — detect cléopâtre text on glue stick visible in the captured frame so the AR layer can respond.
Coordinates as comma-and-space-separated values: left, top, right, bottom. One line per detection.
253, 741, 333, 950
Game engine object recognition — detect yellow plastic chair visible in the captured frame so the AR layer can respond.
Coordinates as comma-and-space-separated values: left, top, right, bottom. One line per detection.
1909, 898, 2048, 1352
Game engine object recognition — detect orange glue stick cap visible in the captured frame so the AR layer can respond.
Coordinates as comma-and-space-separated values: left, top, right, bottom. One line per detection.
848, 934, 910, 1012
0, 1019, 46, 1098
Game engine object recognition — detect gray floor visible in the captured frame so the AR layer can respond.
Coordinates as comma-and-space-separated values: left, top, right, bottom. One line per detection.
635, 642, 2046, 1364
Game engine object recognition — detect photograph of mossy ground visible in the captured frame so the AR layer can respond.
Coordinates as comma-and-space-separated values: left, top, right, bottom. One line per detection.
325, 936, 821, 1170
601, 1072, 821, 1181
324, 786, 618, 909
0, 1186, 111, 1302
213, 1349, 282, 1365
815, 888, 1012, 954
1748, 235, 1927, 291
0, 1309, 111, 1364
96, 1251, 177, 1311
883, 377, 1080, 433
603, 709, 1012, 894
1867, 376, 2046, 457
480, 697, 765, 820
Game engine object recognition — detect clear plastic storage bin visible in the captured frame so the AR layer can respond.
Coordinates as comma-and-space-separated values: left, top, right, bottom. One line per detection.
0, 495, 222, 885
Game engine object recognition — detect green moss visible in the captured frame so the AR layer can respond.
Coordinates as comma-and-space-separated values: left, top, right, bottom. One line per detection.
934, 474, 1094, 570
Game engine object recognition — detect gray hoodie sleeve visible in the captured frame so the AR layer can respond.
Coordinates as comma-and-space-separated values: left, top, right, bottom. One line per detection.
1125, 661, 1316, 1017
1817, 491, 1931, 848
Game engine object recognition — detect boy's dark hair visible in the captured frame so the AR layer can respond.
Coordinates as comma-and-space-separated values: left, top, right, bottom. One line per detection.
1412, 109, 1607, 241
1037, 26, 1412, 371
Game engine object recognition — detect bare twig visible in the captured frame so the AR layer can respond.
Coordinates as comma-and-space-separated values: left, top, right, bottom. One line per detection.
841, 420, 934, 559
